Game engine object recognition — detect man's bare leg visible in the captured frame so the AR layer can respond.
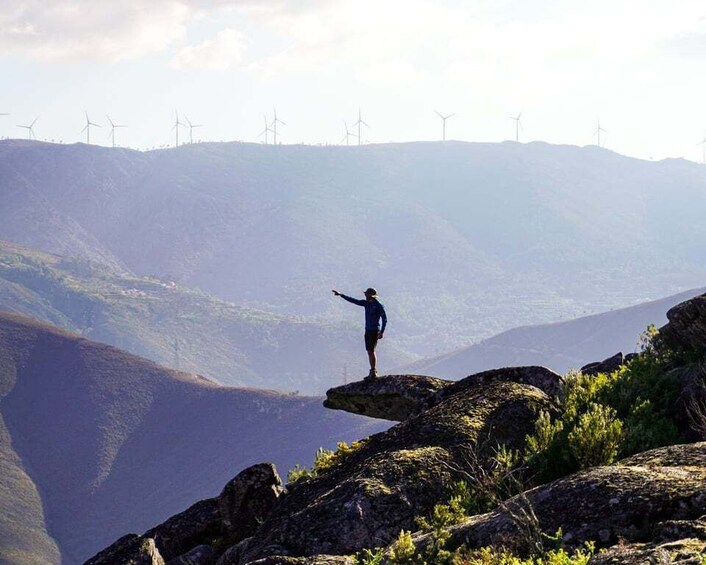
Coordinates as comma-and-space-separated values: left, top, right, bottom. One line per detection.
367, 350, 377, 377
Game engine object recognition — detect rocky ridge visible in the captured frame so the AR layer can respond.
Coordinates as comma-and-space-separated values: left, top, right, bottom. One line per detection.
86, 292, 706, 565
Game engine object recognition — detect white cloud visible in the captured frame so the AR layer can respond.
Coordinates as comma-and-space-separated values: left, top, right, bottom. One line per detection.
172, 28, 247, 70
0, 1, 190, 62
0, 0, 304, 63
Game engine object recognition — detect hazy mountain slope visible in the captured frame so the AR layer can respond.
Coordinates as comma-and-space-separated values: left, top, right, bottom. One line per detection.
0, 241, 414, 393
403, 287, 706, 379
2, 140, 706, 353
0, 312, 389, 564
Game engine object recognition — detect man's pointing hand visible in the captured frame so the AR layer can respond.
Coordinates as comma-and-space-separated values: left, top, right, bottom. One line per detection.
332, 289, 341, 296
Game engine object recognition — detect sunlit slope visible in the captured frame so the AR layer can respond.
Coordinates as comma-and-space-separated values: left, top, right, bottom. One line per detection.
403, 286, 706, 379
0, 241, 415, 393
2, 140, 705, 352
0, 312, 389, 564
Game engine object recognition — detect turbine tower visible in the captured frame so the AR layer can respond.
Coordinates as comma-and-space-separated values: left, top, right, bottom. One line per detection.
353, 108, 369, 146
340, 120, 357, 146
17, 117, 38, 140
81, 111, 101, 144
184, 116, 203, 144
172, 111, 185, 147
509, 112, 522, 142
271, 107, 285, 145
594, 119, 608, 148
258, 115, 273, 144
435, 110, 456, 141
106, 115, 127, 148
698, 132, 706, 164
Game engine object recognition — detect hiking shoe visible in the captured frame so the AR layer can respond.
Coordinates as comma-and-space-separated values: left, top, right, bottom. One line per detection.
366, 369, 378, 380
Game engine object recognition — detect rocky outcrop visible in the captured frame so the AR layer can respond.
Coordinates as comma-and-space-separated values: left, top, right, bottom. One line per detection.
144, 499, 220, 561
85, 534, 165, 565
231, 380, 552, 563
581, 352, 633, 376
659, 293, 706, 357
588, 537, 706, 564
414, 443, 706, 555
242, 557, 354, 565
324, 375, 449, 421
167, 544, 216, 565
86, 464, 283, 565
673, 364, 706, 440
218, 463, 283, 541
618, 441, 706, 467
430, 366, 564, 404
324, 367, 562, 423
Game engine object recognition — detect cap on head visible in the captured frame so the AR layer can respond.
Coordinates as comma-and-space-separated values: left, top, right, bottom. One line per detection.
364, 287, 377, 298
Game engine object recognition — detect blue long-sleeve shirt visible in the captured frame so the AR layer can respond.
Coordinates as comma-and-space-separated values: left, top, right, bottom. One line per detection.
341, 294, 387, 332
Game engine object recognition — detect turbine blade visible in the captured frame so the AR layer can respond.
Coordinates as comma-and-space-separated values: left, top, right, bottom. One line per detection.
30, 117, 38, 127
435, 110, 443, 119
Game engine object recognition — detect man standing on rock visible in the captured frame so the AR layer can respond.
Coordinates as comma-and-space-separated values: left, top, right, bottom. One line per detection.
332, 287, 387, 379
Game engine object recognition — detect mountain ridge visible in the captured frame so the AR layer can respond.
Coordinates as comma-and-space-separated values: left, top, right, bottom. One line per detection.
0, 311, 389, 564
3, 139, 706, 354
401, 286, 706, 379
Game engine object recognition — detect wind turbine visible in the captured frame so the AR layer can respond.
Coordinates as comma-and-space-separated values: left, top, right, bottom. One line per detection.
352, 108, 369, 146
184, 116, 203, 144
271, 107, 285, 145
81, 111, 101, 144
698, 132, 706, 164
106, 115, 127, 148
340, 120, 357, 146
594, 119, 608, 148
17, 117, 38, 140
172, 111, 185, 147
509, 112, 522, 142
258, 115, 272, 144
435, 110, 455, 141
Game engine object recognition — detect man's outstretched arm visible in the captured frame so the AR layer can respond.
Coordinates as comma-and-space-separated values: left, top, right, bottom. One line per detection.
332, 289, 366, 306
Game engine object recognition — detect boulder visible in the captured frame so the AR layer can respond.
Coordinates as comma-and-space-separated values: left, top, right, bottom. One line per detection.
580, 353, 625, 376
588, 538, 706, 564
424, 454, 706, 554
324, 375, 449, 421
431, 366, 564, 404
85, 534, 166, 565
218, 463, 283, 541
674, 364, 706, 440
243, 556, 354, 565
618, 442, 706, 468
659, 293, 706, 357
144, 499, 221, 561
237, 380, 553, 563
167, 544, 216, 565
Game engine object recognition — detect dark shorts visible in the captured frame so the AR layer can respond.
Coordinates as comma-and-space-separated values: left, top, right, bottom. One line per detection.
365, 330, 379, 352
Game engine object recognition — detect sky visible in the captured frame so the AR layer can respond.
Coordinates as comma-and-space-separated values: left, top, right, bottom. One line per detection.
1, 0, 706, 161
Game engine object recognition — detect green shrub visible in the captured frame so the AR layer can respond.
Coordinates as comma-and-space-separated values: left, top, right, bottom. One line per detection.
524, 332, 686, 482
458, 542, 594, 565
567, 403, 623, 468
287, 440, 368, 485
388, 530, 417, 564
